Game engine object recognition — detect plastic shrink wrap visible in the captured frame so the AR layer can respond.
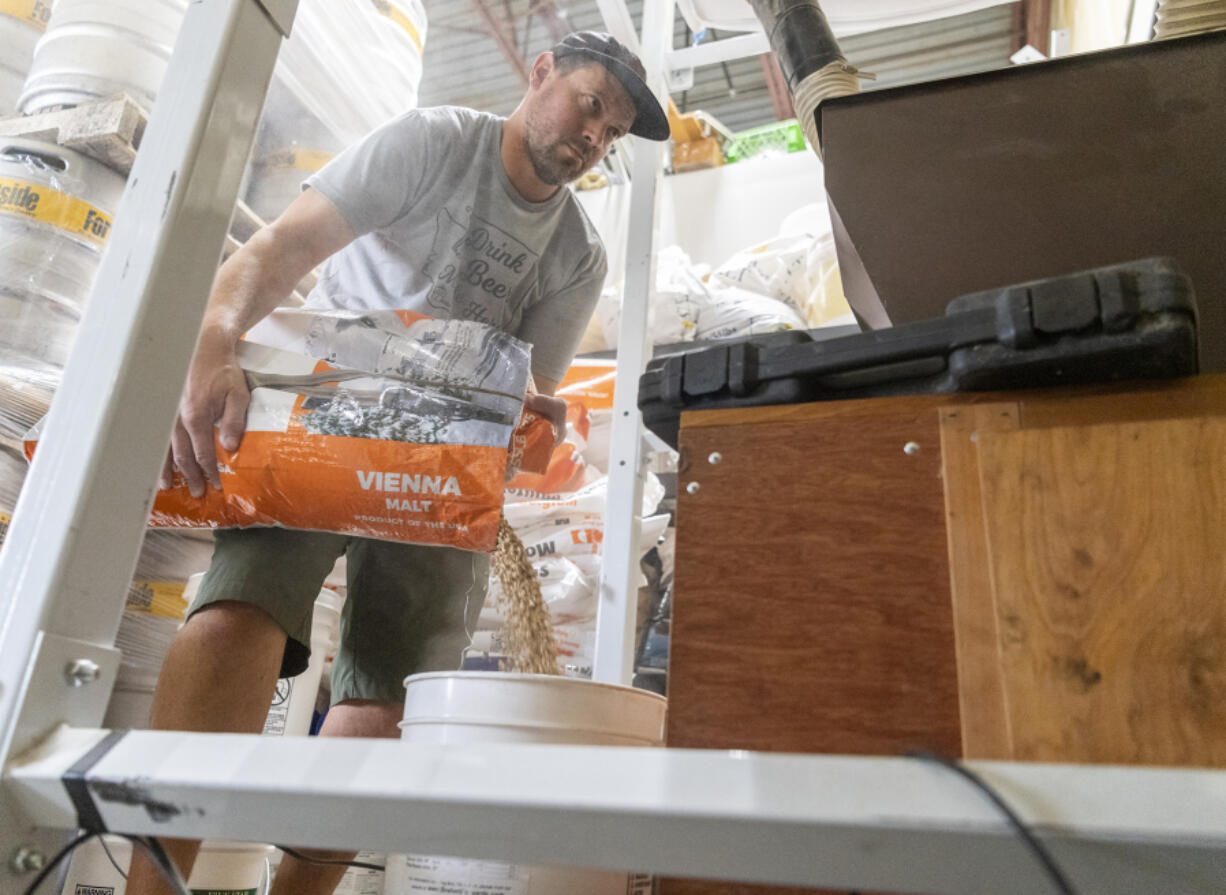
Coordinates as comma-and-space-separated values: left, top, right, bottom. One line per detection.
0, 139, 125, 451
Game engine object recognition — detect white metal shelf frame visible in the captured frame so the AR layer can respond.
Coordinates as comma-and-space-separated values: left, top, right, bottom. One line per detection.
0, 0, 1223, 892
593, 0, 802, 686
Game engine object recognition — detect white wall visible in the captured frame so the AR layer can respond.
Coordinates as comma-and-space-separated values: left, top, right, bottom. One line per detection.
576, 149, 827, 275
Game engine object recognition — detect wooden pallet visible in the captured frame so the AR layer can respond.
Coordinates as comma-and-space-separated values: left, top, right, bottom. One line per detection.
0, 94, 148, 176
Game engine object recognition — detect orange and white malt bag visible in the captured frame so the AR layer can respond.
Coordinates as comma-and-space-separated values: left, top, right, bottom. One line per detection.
26, 309, 543, 552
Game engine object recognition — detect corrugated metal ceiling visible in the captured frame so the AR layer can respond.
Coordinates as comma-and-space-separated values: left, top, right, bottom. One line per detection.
417, 1, 1020, 133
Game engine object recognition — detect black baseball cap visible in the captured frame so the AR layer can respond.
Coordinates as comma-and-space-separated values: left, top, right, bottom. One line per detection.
551, 31, 670, 141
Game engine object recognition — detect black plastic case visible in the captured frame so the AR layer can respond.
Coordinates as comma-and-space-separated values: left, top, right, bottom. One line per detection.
638, 258, 1199, 448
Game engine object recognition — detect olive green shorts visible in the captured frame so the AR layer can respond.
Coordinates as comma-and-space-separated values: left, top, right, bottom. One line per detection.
188, 527, 490, 705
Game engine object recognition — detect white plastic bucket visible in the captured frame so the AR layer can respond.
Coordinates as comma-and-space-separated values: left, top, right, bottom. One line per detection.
263, 588, 342, 736
59, 837, 272, 895
386, 672, 665, 895
187, 841, 274, 895
19, 0, 187, 114
398, 671, 666, 746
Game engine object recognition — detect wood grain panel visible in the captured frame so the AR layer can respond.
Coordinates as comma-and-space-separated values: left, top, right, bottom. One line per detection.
663, 397, 961, 895
938, 404, 1019, 759
975, 417, 1226, 765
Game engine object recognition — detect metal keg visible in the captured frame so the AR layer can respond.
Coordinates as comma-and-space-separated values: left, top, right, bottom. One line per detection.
371, 0, 428, 58
245, 147, 336, 222
18, 0, 187, 114
244, 77, 342, 222
0, 0, 49, 115
0, 137, 125, 375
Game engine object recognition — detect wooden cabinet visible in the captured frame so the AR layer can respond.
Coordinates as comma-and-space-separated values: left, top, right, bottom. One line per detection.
660, 375, 1226, 895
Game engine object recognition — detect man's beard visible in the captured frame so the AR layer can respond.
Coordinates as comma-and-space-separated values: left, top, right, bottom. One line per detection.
524, 133, 588, 186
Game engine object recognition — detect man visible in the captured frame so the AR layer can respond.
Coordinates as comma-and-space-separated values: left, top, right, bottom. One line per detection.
128, 31, 668, 895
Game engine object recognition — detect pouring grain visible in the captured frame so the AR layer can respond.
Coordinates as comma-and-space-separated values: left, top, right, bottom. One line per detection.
492, 514, 560, 675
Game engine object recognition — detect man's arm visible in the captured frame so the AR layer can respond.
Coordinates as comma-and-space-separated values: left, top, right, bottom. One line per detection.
161, 188, 357, 497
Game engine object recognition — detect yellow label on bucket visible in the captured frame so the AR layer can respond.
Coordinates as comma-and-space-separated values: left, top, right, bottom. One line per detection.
0, 178, 113, 246
127, 580, 189, 619
0, 0, 51, 31
370, 0, 423, 53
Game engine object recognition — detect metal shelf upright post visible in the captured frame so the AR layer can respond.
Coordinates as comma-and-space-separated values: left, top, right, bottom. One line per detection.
590, 0, 788, 684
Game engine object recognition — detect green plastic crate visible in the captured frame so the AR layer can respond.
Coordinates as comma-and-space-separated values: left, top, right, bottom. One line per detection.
724, 119, 807, 164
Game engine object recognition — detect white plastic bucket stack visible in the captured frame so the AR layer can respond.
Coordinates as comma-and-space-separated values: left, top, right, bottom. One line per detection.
385, 672, 665, 895
0, 0, 48, 115
263, 587, 343, 736
18, 0, 188, 114
59, 836, 273, 895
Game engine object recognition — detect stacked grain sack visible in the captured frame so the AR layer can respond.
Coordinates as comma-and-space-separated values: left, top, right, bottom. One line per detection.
598, 203, 855, 348
473, 361, 673, 676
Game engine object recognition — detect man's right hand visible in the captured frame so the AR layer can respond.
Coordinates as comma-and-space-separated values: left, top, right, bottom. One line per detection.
154, 188, 358, 498
159, 338, 251, 498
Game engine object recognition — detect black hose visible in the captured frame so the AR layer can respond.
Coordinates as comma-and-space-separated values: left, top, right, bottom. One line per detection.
748, 0, 847, 92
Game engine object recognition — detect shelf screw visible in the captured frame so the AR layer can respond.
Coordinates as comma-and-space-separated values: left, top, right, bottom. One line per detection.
686, 481, 701, 495
64, 658, 101, 687
708, 452, 722, 465
10, 847, 46, 874
903, 441, 921, 456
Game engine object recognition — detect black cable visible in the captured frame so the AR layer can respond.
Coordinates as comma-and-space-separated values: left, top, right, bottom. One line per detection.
128, 834, 193, 895
19, 830, 96, 895
19, 831, 196, 895
98, 834, 128, 880
908, 750, 1081, 895
17, 831, 384, 894
277, 844, 386, 872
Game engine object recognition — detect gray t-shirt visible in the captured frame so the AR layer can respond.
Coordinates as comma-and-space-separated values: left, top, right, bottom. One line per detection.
304, 106, 607, 383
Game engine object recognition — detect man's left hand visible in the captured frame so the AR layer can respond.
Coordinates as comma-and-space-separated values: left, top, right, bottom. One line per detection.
524, 392, 568, 448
